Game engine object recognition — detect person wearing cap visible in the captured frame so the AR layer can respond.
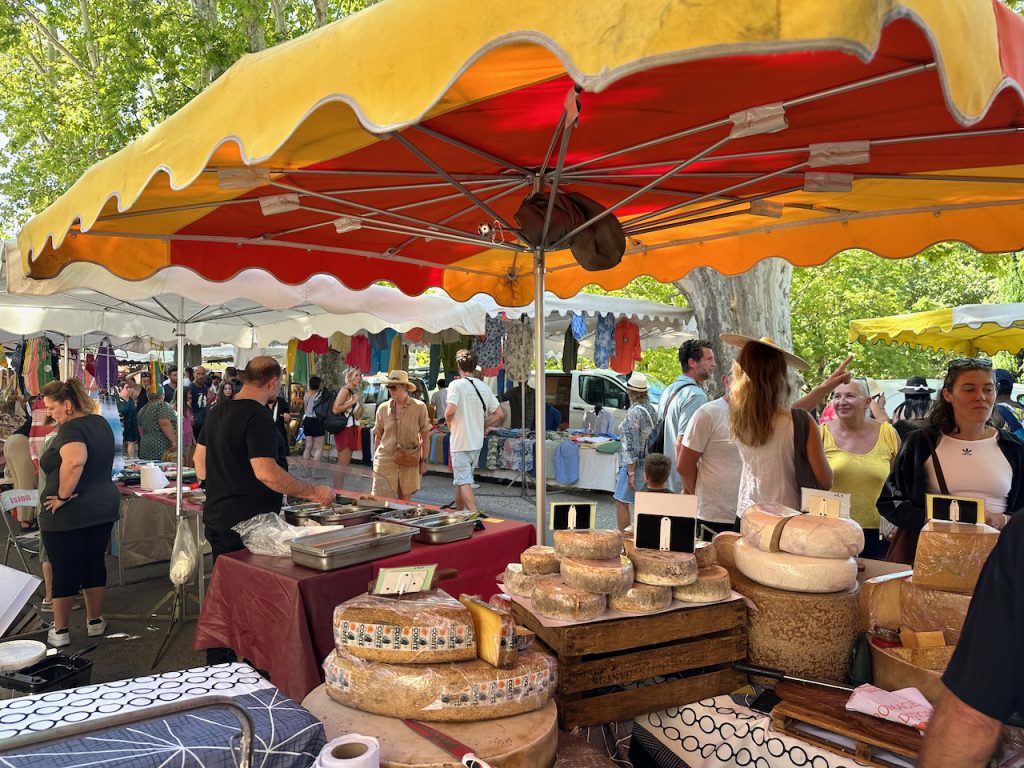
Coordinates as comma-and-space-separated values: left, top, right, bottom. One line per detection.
662, 339, 716, 493
372, 370, 431, 500
723, 334, 833, 516
446, 349, 504, 513
992, 368, 1024, 437
891, 376, 935, 439
614, 372, 659, 530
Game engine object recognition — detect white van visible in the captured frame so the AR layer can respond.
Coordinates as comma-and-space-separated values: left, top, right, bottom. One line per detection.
543, 369, 667, 432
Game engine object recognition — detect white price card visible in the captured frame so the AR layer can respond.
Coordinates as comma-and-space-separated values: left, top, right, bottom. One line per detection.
372, 565, 437, 596
801, 488, 851, 519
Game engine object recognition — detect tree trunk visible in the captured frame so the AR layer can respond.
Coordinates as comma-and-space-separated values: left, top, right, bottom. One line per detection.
314, 0, 329, 27
269, 0, 287, 37
77, 0, 99, 70
677, 258, 795, 395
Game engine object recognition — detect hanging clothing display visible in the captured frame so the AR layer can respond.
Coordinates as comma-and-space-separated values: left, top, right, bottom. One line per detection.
609, 318, 642, 374
98, 393, 125, 475
183, 343, 203, 369
95, 337, 118, 389
24, 339, 41, 396
503, 318, 534, 383
36, 338, 56, 391
330, 332, 352, 355
427, 344, 441, 389
594, 313, 616, 368
297, 334, 330, 354
472, 316, 505, 372
441, 336, 471, 381
345, 334, 372, 373
292, 349, 311, 386
404, 327, 424, 343
286, 339, 299, 374
570, 312, 587, 342
562, 326, 579, 373
388, 332, 403, 372
11, 341, 25, 397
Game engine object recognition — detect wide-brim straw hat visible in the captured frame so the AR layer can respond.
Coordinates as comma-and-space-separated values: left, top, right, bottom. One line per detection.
382, 370, 417, 391
721, 334, 809, 371
625, 371, 649, 391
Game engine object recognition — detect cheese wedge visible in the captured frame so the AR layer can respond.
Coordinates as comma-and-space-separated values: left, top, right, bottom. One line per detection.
459, 595, 517, 669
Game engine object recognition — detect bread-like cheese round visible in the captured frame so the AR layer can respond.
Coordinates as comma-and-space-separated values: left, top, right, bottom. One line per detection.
560, 556, 634, 595
694, 540, 716, 569
608, 582, 672, 613
333, 591, 477, 663
734, 538, 858, 593
553, 529, 623, 560
713, 531, 742, 569
520, 545, 561, 575
778, 514, 865, 559
324, 648, 556, 721
502, 564, 536, 597
672, 565, 731, 603
741, 502, 801, 552
531, 575, 606, 621
624, 540, 698, 587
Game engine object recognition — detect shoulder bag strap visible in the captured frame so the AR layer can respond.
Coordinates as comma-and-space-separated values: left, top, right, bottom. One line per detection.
467, 378, 488, 413
923, 431, 950, 495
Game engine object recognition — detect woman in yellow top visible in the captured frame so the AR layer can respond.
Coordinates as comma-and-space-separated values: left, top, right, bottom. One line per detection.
372, 371, 430, 500
821, 380, 900, 558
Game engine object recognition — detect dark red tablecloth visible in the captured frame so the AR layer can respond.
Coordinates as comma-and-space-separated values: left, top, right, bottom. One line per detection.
192, 519, 535, 702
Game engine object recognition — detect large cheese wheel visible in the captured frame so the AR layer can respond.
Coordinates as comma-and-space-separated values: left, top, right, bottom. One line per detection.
672, 565, 731, 603
324, 648, 556, 722
900, 576, 971, 645
502, 564, 536, 597
734, 538, 857, 593
561, 555, 634, 595
913, 520, 999, 594
730, 568, 860, 684
778, 514, 865, 559
712, 531, 742, 569
530, 575, 606, 621
553, 529, 623, 560
694, 540, 716, 569
333, 591, 476, 663
520, 545, 561, 575
609, 582, 672, 613
741, 503, 801, 551
859, 571, 912, 632
623, 540, 698, 587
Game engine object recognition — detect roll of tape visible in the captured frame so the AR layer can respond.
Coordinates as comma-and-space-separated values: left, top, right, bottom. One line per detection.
315, 734, 380, 768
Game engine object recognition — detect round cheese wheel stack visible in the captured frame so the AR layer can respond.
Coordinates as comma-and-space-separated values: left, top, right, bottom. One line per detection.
778, 514, 864, 559
694, 540, 716, 569
609, 582, 672, 613
553, 529, 623, 560
712, 532, 742, 569
741, 502, 801, 552
502, 564, 536, 597
333, 591, 477, 663
672, 565, 731, 603
560, 556, 634, 595
520, 545, 560, 575
324, 647, 556, 722
623, 540, 698, 587
531, 575, 606, 621
731, 568, 860, 683
734, 538, 858, 593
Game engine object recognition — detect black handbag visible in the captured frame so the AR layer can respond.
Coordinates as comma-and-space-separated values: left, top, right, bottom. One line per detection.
791, 408, 822, 490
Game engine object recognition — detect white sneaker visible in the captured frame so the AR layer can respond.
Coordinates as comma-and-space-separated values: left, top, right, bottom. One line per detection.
86, 617, 107, 637
48, 627, 71, 647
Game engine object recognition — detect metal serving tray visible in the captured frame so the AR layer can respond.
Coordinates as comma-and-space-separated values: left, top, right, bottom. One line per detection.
311, 505, 376, 526
400, 513, 476, 545
290, 521, 415, 571
375, 505, 447, 524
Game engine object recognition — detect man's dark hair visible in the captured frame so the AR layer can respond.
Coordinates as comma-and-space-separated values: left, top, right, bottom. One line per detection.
225, 366, 238, 378
309, 376, 322, 390
185, 367, 194, 377
643, 453, 671, 486
166, 365, 178, 374
456, 348, 478, 374
678, 340, 712, 373
243, 357, 283, 387
437, 378, 447, 388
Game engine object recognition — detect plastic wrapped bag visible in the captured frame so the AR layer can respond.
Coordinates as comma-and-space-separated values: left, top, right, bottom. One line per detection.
169, 518, 198, 586
232, 512, 307, 557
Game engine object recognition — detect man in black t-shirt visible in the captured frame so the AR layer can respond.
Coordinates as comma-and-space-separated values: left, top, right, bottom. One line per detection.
919, 514, 1024, 767
188, 366, 211, 440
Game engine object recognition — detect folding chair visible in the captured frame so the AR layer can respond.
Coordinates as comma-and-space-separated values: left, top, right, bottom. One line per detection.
0, 488, 40, 573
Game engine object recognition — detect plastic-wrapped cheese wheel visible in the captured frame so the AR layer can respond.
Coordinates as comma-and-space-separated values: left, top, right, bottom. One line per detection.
778, 514, 865, 559
624, 540, 698, 587
734, 538, 858, 593
741, 502, 800, 552
672, 565, 731, 603
531, 575, 606, 621
553, 529, 623, 560
608, 582, 672, 613
520, 545, 561, 575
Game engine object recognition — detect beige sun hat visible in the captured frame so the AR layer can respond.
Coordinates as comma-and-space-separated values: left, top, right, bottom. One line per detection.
720, 333, 809, 371
625, 371, 649, 391
382, 370, 417, 391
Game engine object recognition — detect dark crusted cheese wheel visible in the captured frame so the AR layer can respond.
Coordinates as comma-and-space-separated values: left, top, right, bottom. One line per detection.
553, 529, 623, 560
608, 582, 672, 613
624, 540, 698, 587
671, 565, 731, 603
520, 545, 561, 575
502, 564, 536, 597
333, 591, 476, 663
560, 555, 634, 595
694, 540, 716, 569
531, 575, 606, 621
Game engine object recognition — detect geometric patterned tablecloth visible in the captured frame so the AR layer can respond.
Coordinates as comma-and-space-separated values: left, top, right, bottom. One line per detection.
0, 663, 326, 767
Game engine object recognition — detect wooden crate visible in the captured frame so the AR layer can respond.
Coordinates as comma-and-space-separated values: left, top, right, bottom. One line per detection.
511, 598, 747, 730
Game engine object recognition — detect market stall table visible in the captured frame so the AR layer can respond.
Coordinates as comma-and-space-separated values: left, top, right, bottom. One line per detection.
115, 483, 204, 582
193, 518, 535, 702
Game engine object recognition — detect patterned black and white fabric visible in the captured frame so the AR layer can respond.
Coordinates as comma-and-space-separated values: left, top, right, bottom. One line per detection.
0, 663, 325, 767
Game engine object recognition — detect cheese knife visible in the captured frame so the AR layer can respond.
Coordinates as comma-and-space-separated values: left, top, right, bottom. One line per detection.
400, 719, 493, 768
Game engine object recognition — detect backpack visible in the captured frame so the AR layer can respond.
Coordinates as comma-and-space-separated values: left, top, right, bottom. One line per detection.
312, 389, 336, 421
647, 383, 695, 454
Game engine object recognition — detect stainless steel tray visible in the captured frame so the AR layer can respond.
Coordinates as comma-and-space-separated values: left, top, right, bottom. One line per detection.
375, 505, 447, 524
400, 513, 476, 545
312, 505, 376, 526
290, 521, 415, 570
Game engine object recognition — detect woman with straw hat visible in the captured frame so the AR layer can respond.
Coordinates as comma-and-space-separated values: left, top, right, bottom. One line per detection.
722, 334, 833, 518
371, 370, 430, 499
614, 372, 658, 531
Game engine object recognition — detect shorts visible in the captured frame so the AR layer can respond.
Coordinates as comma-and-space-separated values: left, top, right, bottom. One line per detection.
333, 425, 359, 451
613, 464, 645, 504
452, 450, 480, 486
302, 416, 325, 438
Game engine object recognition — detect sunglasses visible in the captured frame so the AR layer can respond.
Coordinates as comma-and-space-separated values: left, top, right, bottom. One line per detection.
948, 357, 993, 371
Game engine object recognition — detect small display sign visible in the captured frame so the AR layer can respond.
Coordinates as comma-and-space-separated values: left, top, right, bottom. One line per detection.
800, 488, 851, 519
926, 494, 984, 525
372, 565, 437, 596
633, 493, 697, 553
549, 502, 597, 531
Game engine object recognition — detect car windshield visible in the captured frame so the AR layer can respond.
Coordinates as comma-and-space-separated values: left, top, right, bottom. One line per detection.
616, 373, 667, 404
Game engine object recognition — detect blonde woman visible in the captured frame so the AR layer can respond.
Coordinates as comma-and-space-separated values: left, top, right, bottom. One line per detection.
331, 367, 365, 468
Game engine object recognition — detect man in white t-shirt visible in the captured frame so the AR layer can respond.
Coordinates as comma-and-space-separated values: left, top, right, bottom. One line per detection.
430, 379, 448, 424
678, 374, 742, 539
444, 349, 503, 513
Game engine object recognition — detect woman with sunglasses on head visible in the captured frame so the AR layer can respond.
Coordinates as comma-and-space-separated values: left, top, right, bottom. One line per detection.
878, 359, 1024, 561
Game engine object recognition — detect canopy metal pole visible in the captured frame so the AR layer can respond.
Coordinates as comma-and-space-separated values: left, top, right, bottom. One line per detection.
532, 246, 547, 543
61, 335, 69, 379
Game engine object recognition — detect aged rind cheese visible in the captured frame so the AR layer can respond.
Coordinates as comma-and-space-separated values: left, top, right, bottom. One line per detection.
734, 538, 857, 594
553, 529, 623, 560
520, 545, 561, 575
731, 568, 860, 684
694, 540, 716, 569
672, 565, 731, 603
459, 595, 517, 669
900, 576, 971, 645
712, 532, 742, 569
869, 643, 952, 705
608, 582, 672, 613
324, 647, 556, 722
623, 540, 698, 587
859, 571, 912, 632
741, 503, 801, 552
560, 556, 634, 595
502, 564, 536, 597
513, 626, 535, 652
531, 575, 607, 621
778, 514, 865, 559
913, 520, 999, 594
333, 591, 476, 663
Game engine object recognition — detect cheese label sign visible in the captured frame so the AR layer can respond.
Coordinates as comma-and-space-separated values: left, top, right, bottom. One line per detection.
549, 502, 596, 531
801, 488, 851, 519
372, 565, 437, 596
926, 494, 985, 525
